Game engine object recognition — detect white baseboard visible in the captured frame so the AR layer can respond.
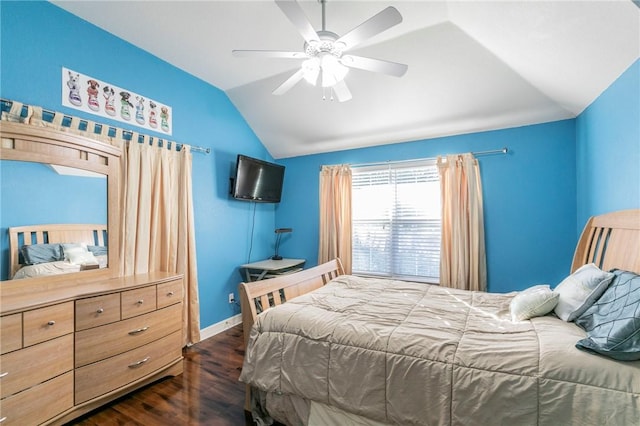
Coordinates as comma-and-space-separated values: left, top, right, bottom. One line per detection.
199, 313, 242, 341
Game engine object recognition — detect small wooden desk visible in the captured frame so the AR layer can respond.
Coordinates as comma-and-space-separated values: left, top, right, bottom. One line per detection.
240, 258, 305, 282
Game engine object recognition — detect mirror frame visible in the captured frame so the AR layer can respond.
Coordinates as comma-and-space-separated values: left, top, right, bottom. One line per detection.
0, 121, 121, 286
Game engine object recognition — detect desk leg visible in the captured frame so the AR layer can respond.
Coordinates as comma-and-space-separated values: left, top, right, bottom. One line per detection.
244, 268, 252, 282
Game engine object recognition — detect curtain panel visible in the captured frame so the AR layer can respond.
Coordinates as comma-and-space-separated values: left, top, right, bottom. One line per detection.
318, 164, 353, 274
119, 136, 201, 345
437, 153, 487, 291
2, 99, 201, 345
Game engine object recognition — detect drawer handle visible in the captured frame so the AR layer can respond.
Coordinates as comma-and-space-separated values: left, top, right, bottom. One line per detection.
136, 299, 144, 305
128, 356, 150, 368
0, 416, 6, 423
47, 320, 56, 326
97, 308, 104, 314
167, 291, 175, 296
0, 372, 8, 379
128, 326, 150, 335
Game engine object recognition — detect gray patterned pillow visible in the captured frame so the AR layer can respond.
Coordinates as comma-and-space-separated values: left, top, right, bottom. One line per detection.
574, 269, 640, 361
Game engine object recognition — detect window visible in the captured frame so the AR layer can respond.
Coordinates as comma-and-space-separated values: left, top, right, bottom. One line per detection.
351, 160, 441, 282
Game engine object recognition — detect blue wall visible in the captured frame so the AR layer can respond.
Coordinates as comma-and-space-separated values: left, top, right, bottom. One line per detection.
0, 1, 278, 328
278, 121, 578, 293
576, 60, 640, 231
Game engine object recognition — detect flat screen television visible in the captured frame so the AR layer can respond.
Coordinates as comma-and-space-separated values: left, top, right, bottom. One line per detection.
231, 154, 285, 203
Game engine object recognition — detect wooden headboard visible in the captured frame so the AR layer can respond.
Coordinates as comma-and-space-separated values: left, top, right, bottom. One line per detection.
238, 258, 344, 346
572, 209, 640, 274
9, 223, 107, 278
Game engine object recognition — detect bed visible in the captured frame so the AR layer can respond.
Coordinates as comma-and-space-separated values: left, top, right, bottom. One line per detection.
8, 223, 108, 279
239, 209, 640, 426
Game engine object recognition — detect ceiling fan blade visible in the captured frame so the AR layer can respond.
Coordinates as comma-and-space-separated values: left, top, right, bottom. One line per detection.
341, 55, 408, 77
337, 6, 402, 50
275, 0, 320, 44
233, 50, 306, 59
272, 68, 305, 96
331, 80, 352, 102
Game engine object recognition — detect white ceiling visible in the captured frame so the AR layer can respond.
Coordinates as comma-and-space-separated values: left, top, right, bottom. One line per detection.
52, 1, 639, 159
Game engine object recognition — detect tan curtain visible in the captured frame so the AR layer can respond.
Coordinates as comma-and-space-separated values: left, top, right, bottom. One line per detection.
318, 165, 352, 274
119, 136, 201, 345
3, 99, 201, 345
437, 153, 487, 291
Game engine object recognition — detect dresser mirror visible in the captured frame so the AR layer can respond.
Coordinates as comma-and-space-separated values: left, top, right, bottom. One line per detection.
0, 121, 121, 285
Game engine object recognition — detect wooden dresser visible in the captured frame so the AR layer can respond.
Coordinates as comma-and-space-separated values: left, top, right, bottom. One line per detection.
0, 271, 184, 425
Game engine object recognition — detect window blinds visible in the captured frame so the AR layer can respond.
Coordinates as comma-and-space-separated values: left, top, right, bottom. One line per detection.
352, 160, 441, 282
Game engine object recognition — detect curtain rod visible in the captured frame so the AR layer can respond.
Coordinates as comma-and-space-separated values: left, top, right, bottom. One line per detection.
336, 147, 509, 170
0, 99, 211, 154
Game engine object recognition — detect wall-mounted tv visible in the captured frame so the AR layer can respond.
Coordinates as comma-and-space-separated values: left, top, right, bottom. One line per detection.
231, 154, 285, 203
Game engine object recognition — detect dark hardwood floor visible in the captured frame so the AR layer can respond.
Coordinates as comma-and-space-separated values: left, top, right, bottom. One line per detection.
68, 324, 256, 426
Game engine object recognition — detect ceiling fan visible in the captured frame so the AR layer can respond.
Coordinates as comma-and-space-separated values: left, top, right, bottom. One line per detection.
233, 0, 408, 102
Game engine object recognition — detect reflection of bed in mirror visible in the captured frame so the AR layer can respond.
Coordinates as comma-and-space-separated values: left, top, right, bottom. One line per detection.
1, 158, 108, 281
9, 223, 108, 280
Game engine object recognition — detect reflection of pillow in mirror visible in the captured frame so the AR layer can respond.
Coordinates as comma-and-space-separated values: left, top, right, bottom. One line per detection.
20, 243, 63, 265
61, 243, 88, 260
67, 251, 98, 265
87, 245, 108, 256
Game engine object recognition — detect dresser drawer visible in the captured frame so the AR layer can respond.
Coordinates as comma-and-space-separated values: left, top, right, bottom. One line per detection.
1, 313, 22, 354
75, 330, 182, 404
75, 303, 183, 367
157, 279, 183, 309
121, 286, 157, 319
23, 302, 74, 347
76, 293, 121, 331
1, 334, 73, 398
0, 371, 73, 426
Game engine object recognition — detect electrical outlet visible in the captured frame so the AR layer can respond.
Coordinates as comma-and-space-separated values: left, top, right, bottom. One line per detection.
228, 292, 235, 304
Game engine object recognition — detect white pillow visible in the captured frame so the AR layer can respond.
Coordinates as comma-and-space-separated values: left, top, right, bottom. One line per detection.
553, 263, 614, 322
61, 243, 88, 260
67, 250, 98, 265
510, 285, 559, 322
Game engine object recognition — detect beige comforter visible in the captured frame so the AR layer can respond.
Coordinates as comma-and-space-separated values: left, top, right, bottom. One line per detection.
240, 275, 640, 425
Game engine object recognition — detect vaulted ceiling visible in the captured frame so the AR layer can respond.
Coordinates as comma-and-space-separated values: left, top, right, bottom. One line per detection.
53, 1, 639, 159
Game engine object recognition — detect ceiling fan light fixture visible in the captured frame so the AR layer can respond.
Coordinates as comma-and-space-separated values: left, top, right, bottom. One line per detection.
302, 58, 320, 85
320, 54, 349, 87
321, 70, 336, 88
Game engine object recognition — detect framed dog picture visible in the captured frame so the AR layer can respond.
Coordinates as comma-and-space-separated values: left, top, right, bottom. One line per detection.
61, 67, 173, 135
